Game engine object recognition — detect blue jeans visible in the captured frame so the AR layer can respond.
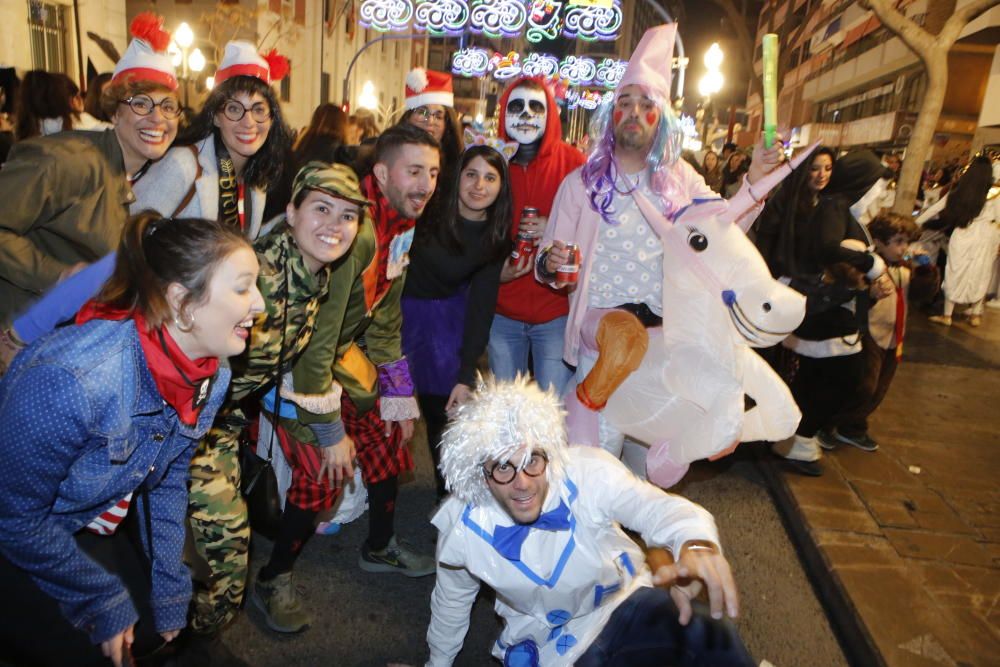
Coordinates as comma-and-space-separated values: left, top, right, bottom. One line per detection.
488, 313, 572, 395
576, 587, 754, 667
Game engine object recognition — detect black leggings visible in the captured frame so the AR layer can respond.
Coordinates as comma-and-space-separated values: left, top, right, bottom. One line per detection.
417, 393, 449, 499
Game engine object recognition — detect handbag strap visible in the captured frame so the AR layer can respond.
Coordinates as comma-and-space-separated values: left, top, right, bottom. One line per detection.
262, 241, 290, 463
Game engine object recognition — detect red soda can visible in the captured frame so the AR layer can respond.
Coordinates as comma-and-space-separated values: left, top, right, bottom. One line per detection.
556, 243, 580, 283
512, 233, 535, 261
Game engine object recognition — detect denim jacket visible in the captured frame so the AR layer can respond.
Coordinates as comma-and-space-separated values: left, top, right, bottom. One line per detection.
0, 318, 230, 644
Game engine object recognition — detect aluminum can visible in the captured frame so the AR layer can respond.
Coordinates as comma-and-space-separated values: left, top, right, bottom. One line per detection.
555, 243, 580, 284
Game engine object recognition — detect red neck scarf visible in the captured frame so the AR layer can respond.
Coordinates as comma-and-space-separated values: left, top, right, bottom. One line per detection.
76, 302, 219, 426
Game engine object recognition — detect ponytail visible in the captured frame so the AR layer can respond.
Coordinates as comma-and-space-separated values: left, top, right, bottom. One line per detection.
97, 211, 251, 327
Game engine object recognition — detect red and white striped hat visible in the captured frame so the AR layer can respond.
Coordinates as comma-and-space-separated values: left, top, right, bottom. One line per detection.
404, 68, 454, 110
111, 12, 177, 91
215, 41, 290, 85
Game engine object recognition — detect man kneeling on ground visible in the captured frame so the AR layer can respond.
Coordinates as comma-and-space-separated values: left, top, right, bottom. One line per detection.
421, 375, 756, 666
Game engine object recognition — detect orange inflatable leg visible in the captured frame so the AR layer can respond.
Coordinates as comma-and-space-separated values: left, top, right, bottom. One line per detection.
576, 310, 649, 410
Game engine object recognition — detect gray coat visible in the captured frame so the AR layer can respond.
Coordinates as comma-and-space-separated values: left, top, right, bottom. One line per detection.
132, 136, 267, 240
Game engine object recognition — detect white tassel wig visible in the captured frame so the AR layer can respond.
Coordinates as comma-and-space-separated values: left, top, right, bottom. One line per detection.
439, 374, 569, 506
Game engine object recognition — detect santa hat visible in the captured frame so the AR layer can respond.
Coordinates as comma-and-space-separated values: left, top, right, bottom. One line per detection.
439, 375, 569, 506
617, 23, 677, 102
215, 41, 290, 85
111, 12, 177, 91
404, 68, 453, 110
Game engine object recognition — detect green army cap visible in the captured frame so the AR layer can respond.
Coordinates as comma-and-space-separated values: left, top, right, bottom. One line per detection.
291, 161, 372, 209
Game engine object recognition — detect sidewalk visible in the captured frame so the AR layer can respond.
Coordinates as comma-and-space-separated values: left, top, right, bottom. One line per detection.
764, 309, 1000, 667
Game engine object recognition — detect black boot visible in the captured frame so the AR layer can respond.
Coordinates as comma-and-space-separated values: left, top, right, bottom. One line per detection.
170, 629, 251, 667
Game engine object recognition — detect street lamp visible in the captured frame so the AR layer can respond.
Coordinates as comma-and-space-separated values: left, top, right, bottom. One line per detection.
698, 43, 724, 146
358, 81, 379, 111
171, 22, 201, 108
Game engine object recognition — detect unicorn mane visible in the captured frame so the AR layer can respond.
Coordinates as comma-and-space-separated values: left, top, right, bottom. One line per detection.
580, 87, 683, 225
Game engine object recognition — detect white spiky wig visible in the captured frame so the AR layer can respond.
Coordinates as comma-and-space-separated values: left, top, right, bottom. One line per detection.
439, 374, 569, 506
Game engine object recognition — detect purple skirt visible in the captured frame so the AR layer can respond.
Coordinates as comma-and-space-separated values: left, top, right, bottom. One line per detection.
401, 292, 467, 397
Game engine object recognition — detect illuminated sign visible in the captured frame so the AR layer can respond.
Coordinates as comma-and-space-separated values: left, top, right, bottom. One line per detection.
451, 46, 491, 77
415, 0, 470, 36
452, 49, 626, 87
565, 88, 612, 110
470, 0, 528, 38
558, 55, 596, 86
521, 52, 560, 77
359, 0, 413, 32
527, 1, 562, 43
594, 57, 626, 89
360, 0, 621, 41
563, 0, 621, 41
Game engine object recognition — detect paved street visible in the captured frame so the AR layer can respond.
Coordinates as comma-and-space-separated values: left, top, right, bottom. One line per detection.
764, 308, 1000, 667
227, 408, 849, 664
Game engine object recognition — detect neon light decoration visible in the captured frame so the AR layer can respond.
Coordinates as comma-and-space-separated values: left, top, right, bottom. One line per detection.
521, 52, 560, 78
489, 50, 523, 80
451, 47, 491, 77
563, 0, 621, 41
415, 0, 469, 36
558, 55, 596, 86
526, 0, 562, 43
359, 0, 413, 32
594, 58, 626, 89
470, 0, 529, 38
566, 88, 612, 110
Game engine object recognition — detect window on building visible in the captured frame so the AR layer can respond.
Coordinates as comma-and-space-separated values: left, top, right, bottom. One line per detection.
280, 61, 291, 102
28, 1, 68, 73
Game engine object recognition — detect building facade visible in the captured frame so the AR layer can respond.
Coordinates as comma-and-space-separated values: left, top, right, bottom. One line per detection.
0, 0, 128, 88
743, 0, 1000, 164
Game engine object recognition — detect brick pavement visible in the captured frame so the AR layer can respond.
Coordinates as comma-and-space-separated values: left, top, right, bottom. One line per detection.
765, 308, 1000, 667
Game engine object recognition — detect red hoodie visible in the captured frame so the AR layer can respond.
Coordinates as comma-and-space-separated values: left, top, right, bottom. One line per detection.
495, 76, 586, 324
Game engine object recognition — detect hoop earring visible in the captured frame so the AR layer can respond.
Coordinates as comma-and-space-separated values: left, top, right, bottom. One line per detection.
174, 311, 195, 333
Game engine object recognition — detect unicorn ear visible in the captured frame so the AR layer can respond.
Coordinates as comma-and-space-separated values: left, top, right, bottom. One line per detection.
722, 142, 821, 229
501, 140, 519, 161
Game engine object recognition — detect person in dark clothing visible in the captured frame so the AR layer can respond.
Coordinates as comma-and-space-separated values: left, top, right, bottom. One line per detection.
402, 144, 513, 497
756, 149, 890, 476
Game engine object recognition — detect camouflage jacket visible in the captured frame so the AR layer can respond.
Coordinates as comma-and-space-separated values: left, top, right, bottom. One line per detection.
283, 177, 415, 444
219, 224, 330, 430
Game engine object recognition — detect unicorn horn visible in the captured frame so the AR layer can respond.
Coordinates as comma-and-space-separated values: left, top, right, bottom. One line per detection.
725, 141, 821, 230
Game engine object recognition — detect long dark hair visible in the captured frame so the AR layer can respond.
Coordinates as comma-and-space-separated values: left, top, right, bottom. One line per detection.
424, 145, 512, 263
15, 70, 79, 140
177, 75, 292, 190
293, 103, 348, 164
98, 210, 251, 328
941, 155, 992, 230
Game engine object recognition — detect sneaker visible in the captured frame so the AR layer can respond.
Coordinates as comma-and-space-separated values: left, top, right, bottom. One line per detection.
968, 315, 982, 327
816, 429, 839, 451
834, 430, 879, 452
359, 536, 435, 577
251, 572, 311, 633
928, 315, 952, 326
784, 458, 823, 477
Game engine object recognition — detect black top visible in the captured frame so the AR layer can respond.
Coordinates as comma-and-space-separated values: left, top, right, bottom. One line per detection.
405, 216, 504, 386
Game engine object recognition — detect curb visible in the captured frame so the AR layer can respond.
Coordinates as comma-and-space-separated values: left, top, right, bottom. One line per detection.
754, 446, 886, 667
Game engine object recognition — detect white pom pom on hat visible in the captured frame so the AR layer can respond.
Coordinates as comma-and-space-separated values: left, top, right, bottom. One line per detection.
404, 68, 454, 110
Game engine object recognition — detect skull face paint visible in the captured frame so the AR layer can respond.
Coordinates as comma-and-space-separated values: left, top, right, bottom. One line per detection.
505, 86, 548, 145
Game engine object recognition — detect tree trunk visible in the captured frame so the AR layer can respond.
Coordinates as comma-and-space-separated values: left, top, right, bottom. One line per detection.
892, 50, 947, 215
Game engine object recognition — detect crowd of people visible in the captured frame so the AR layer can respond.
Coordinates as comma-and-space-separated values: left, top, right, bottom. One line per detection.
0, 13, 997, 667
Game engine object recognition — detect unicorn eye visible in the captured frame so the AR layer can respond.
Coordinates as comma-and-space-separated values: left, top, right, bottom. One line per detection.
687, 231, 708, 252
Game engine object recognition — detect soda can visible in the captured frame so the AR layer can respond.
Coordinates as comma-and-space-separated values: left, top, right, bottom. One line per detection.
511, 232, 535, 261
555, 243, 580, 284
